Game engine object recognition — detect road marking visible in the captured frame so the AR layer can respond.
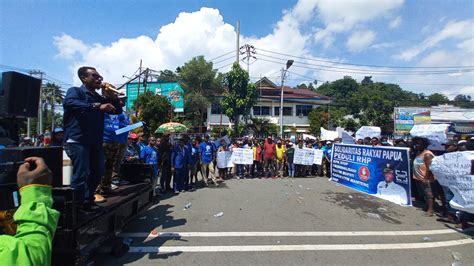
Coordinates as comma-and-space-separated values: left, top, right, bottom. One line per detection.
120, 228, 471, 238
128, 238, 474, 253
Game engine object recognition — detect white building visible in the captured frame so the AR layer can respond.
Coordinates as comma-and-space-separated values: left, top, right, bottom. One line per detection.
206, 77, 332, 136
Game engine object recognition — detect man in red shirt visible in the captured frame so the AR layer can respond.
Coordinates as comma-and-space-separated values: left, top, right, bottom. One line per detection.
263, 136, 277, 178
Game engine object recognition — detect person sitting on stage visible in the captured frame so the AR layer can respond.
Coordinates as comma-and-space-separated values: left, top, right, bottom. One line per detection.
0, 157, 59, 265
140, 136, 159, 192
125, 133, 141, 163
63, 66, 121, 211
50, 128, 64, 147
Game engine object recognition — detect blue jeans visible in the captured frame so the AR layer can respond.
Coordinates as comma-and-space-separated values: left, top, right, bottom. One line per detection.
288, 163, 295, 177
65, 143, 105, 206
236, 164, 245, 177
173, 167, 186, 192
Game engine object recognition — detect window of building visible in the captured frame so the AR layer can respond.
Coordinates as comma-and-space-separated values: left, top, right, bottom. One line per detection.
296, 105, 312, 116
253, 106, 270, 116
210, 103, 222, 114
274, 107, 293, 116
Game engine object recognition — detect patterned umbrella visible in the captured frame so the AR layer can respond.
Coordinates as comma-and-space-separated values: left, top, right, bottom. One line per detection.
155, 122, 188, 134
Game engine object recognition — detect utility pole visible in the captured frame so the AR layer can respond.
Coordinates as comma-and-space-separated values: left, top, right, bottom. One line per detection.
279, 60, 294, 138
236, 20, 240, 63
29, 70, 44, 135
143, 68, 149, 93
240, 44, 256, 73
137, 59, 142, 97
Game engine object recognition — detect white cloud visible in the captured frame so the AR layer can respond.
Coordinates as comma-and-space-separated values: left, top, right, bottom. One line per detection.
396, 19, 474, 61
371, 42, 396, 50
389, 16, 402, 29
53, 34, 88, 59
53, 0, 472, 99
54, 7, 237, 85
346, 30, 376, 52
313, 0, 404, 46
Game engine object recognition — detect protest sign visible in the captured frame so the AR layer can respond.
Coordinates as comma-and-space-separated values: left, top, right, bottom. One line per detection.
430, 151, 474, 214
115, 121, 143, 135
313, 150, 324, 165
331, 143, 411, 206
410, 123, 449, 151
355, 126, 381, 140
341, 131, 354, 144
231, 148, 253, 165
217, 151, 234, 168
294, 148, 316, 165
302, 134, 317, 140
320, 127, 338, 140
214, 135, 231, 148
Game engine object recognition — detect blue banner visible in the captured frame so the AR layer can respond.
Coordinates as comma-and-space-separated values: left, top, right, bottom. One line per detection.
331, 144, 412, 206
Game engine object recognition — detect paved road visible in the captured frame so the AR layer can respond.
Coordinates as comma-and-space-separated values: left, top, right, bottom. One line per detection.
96, 177, 473, 265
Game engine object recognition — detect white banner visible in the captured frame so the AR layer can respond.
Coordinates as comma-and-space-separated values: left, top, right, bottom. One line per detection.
294, 148, 316, 165
341, 131, 354, 144
410, 123, 449, 151
430, 151, 474, 214
231, 148, 254, 165
313, 149, 324, 165
321, 127, 338, 141
355, 126, 381, 140
302, 134, 317, 140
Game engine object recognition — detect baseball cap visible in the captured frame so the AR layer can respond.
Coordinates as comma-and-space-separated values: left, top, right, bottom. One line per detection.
53, 128, 64, 133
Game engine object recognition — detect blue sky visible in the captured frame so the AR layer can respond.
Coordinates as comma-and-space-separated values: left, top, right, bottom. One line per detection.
1, 0, 473, 98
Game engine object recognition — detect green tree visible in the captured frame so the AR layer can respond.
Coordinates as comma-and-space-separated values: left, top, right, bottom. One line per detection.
453, 94, 473, 108
308, 107, 329, 135
133, 91, 172, 132
183, 91, 210, 132
178, 56, 224, 130
221, 63, 258, 136
41, 83, 65, 131
247, 117, 274, 138
427, 93, 449, 106
316, 77, 358, 100
157, 69, 178, 82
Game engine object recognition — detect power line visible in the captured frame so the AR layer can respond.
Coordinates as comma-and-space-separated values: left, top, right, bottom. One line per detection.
256, 53, 474, 75
215, 61, 235, 71
255, 47, 474, 69
212, 55, 235, 65
256, 57, 474, 76
209, 50, 236, 61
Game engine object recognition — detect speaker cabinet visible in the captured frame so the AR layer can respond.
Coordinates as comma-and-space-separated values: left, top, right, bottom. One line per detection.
0, 147, 63, 187
0, 71, 41, 117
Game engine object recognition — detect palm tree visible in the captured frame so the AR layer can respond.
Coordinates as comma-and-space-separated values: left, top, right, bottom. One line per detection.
42, 83, 65, 130
247, 117, 274, 138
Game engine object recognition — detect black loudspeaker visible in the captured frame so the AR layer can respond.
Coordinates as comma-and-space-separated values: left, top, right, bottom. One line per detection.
120, 163, 153, 183
0, 71, 41, 117
0, 147, 63, 187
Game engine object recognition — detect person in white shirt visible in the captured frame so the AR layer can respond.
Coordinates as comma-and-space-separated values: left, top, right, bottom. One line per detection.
377, 164, 408, 205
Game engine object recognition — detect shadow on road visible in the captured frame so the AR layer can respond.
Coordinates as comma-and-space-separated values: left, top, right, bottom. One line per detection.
323, 190, 404, 224
94, 203, 187, 265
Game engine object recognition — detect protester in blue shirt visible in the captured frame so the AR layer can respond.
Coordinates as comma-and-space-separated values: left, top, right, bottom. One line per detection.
112, 104, 131, 185
140, 136, 159, 190
63, 66, 121, 211
95, 96, 129, 201
199, 135, 218, 186
172, 138, 189, 193
187, 138, 200, 190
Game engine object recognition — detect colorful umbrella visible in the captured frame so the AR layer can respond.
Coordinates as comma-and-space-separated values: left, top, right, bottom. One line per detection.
155, 122, 188, 134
